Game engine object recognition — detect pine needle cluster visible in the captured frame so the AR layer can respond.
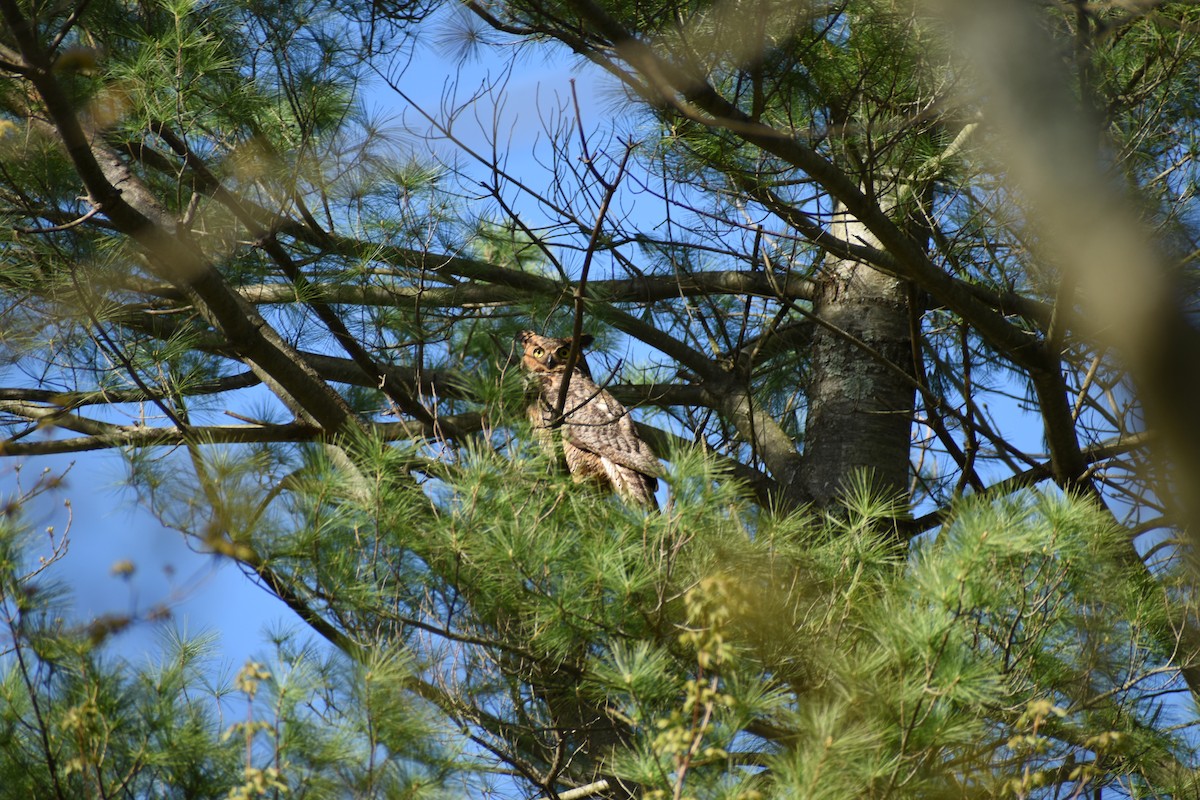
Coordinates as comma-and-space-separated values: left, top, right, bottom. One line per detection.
4, 448, 1195, 798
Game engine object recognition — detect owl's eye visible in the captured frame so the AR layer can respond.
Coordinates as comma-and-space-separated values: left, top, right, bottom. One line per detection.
532, 347, 544, 357
554, 346, 570, 359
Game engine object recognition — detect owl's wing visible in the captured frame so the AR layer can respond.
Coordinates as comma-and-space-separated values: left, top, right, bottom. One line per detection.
561, 378, 663, 478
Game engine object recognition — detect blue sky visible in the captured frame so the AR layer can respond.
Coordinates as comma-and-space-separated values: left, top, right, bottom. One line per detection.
3, 9, 1056, 690
17, 450, 279, 670
6, 32, 618, 676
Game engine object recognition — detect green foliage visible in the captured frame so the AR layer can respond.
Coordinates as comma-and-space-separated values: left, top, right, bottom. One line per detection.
0, 477, 456, 799
5, 452, 1194, 798
0, 498, 242, 797
4, 0, 1200, 797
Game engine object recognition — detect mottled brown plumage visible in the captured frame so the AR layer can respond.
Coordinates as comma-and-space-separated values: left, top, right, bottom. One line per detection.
517, 331, 661, 508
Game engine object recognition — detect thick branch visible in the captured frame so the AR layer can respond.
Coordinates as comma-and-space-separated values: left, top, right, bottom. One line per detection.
0, 417, 483, 457
0, 372, 261, 407
120, 269, 817, 309
550, 0, 1047, 373
0, 0, 361, 435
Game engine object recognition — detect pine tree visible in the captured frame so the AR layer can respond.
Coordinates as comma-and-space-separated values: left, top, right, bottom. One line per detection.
2, 0, 1200, 797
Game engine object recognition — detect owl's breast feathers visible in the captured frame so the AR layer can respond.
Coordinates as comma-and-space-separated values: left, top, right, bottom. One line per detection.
519, 333, 661, 508
540, 371, 662, 496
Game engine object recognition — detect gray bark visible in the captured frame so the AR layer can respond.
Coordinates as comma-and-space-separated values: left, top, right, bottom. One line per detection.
800, 198, 917, 508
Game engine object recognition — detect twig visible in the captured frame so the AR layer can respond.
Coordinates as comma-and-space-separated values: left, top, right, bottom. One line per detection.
553, 112, 635, 422
537, 780, 611, 800
15, 204, 100, 233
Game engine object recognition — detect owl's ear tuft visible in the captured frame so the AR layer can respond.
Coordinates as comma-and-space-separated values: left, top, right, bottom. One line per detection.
576, 334, 595, 349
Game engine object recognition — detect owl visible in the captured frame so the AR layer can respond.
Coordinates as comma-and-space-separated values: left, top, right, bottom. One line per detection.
517, 331, 661, 508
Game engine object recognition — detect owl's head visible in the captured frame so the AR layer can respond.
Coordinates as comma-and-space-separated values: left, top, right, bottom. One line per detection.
517, 330, 594, 373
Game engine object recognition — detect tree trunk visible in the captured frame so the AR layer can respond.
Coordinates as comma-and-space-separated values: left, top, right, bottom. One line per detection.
800, 196, 917, 509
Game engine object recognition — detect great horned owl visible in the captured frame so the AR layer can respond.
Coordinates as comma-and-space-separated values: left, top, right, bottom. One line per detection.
517, 331, 661, 508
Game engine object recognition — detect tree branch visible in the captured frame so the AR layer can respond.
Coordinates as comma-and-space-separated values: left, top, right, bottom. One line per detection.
0, 0, 361, 436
